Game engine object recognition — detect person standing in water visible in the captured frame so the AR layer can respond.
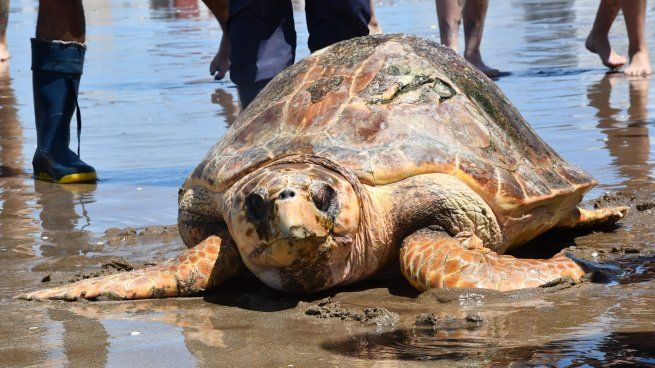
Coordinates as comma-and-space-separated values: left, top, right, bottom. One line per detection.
208, 0, 382, 102
0, 0, 9, 62
30, 1, 97, 183
586, 0, 651, 76
436, 0, 498, 78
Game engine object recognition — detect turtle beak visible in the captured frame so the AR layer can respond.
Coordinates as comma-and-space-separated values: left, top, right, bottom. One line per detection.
271, 187, 330, 240
243, 186, 335, 267
244, 186, 331, 241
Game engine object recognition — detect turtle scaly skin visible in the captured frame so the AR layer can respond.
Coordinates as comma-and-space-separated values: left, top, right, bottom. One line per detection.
19, 34, 627, 301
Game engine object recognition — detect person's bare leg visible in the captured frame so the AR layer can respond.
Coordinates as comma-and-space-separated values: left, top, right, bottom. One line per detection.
368, 0, 382, 35
586, 0, 627, 69
0, 0, 9, 61
36, 0, 85, 42
622, 0, 651, 76
202, 0, 230, 79
436, 0, 462, 52
462, 0, 498, 77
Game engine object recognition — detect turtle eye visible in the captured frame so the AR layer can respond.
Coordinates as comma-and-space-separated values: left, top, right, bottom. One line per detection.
311, 183, 337, 214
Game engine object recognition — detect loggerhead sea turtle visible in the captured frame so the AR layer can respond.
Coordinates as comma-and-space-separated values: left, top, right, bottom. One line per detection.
20, 34, 628, 301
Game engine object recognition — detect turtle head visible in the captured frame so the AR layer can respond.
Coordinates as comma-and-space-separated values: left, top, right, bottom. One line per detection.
229, 162, 361, 292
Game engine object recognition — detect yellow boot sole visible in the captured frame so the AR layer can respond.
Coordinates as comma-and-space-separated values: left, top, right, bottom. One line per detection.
34, 171, 98, 184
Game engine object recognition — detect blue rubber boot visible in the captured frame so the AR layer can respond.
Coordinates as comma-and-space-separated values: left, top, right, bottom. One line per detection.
31, 38, 97, 183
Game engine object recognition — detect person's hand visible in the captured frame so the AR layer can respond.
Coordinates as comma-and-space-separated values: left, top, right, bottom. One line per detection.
211, 34, 230, 80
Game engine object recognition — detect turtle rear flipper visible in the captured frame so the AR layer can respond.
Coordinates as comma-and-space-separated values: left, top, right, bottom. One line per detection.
557, 206, 629, 231
17, 235, 243, 301
399, 229, 585, 292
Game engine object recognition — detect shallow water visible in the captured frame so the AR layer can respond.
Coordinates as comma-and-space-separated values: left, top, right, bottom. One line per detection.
1, 0, 655, 367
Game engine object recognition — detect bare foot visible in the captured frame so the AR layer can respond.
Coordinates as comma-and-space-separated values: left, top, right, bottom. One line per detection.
465, 51, 499, 78
210, 33, 230, 80
0, 43, 10, 62
624, 49, 652, 76
585, 33, 627, 69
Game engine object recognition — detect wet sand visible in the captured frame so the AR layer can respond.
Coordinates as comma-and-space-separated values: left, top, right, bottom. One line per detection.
2, 0, 655, 366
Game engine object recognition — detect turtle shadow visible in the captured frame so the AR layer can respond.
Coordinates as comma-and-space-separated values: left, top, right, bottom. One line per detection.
510, 222, 622, 260
203, 275, 306, 312
489, 71, 512, 81
203, 273, 418, 312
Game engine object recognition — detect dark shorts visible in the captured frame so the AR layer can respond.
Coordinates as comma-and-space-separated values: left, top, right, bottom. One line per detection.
227, 0, 371, 86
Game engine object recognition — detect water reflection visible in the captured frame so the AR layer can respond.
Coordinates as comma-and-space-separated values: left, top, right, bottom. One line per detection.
615, 256, 655, 285
61, 302, 225, 366
324, 327, 495, 362
47, 308, 109, 367
0, 63, 38, 256
0, 64, 22, 177
492, 331, 655, 367
150, 0, 201, 19
323, 296, 603, 360
325, 327, 655, 366
34, 181, 97, 258
211, 87, 239, 127
588, 73, 652, 190
515, 0, 578, 69
323, 278, 655, 365
519, 0, 575, 23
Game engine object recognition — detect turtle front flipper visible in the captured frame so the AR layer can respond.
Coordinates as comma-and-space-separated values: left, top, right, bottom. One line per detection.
17, 235, 244, 301
399, 229, 585, 292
